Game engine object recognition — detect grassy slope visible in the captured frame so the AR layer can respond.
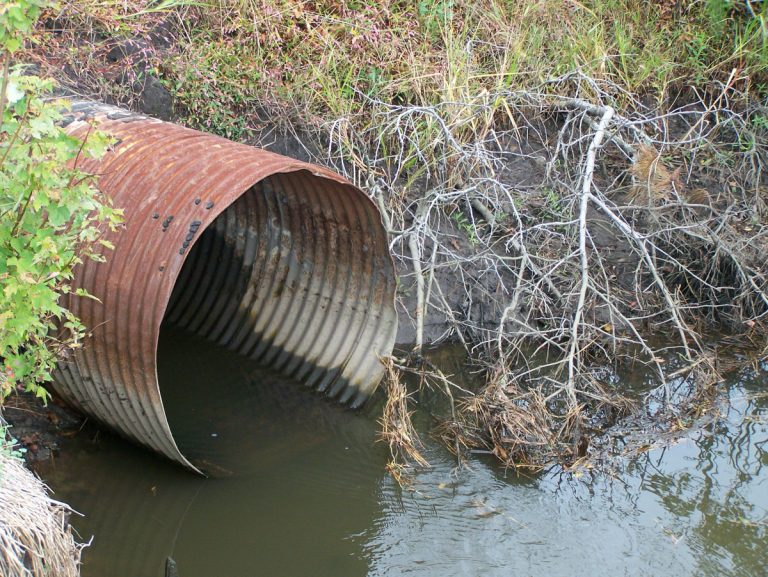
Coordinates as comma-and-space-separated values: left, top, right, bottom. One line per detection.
37, 1, 768, 138
161, 1, 765, 134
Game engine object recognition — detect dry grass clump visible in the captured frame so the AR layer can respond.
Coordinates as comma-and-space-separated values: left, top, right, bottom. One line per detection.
627, 143, 717, 208
378, 361, 428, 484
627, 144, 681, 204
432, 357, 644, 470
452, 373, 561, 469
0, 450, 86, 577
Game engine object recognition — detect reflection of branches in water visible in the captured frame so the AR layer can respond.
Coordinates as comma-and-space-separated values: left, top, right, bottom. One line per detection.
642, 383, 768, 573
317, 71, 768, 469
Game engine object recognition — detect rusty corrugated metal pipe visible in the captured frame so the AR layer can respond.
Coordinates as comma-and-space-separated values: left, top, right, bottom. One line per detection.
52, 102, 397, 473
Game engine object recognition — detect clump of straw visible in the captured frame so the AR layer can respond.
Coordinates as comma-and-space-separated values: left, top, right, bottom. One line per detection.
0, 451, 86, 577
378, 361, 428, 484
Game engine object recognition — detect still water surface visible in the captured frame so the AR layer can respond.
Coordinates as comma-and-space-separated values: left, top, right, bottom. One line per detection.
36, 329, 768, 576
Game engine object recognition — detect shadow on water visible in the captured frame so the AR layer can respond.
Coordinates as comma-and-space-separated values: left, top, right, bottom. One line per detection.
34, 332, 768, 577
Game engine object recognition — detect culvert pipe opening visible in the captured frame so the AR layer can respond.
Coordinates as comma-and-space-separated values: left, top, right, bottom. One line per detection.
163, 174, 393, 406
51, 103, 397, 472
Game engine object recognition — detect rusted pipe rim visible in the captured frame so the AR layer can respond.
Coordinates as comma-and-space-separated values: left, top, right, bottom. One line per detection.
53, 103, 397, 473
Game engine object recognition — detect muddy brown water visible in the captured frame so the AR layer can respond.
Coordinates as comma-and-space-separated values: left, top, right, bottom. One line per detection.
34, 328, 767, 577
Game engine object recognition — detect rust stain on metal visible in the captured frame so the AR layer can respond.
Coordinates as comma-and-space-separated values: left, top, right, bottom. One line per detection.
53, 102, 397, 473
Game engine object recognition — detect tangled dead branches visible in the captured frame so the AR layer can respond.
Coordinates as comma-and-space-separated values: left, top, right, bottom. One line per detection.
323, 72, 767, 471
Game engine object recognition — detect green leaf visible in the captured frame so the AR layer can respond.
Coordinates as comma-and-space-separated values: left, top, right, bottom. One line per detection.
5, 80, 24, 104
46, 204, 71, 226
74, 288, 101, 302
4, 37, 21, 52
0, 1, 123, 402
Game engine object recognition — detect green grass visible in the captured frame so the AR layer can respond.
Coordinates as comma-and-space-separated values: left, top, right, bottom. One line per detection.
149, 1, 767, 137
33, 0, 768, 152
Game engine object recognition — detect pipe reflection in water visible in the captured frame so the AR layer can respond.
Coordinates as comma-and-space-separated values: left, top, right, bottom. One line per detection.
36, 341, 767, 577
39, 328, 389, 577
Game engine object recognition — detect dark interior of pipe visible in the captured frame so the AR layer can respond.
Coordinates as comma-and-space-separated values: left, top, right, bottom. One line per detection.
159, 173, 366, 404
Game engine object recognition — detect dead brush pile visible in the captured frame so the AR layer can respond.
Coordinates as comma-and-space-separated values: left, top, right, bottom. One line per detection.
0, 445, 85, 577
323, 73, 768, 471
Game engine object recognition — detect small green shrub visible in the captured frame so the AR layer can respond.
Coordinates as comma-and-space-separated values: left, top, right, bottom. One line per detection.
0, 0, 122, 402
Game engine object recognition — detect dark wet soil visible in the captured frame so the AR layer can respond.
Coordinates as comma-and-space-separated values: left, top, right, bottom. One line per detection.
1, 392, 90, 463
